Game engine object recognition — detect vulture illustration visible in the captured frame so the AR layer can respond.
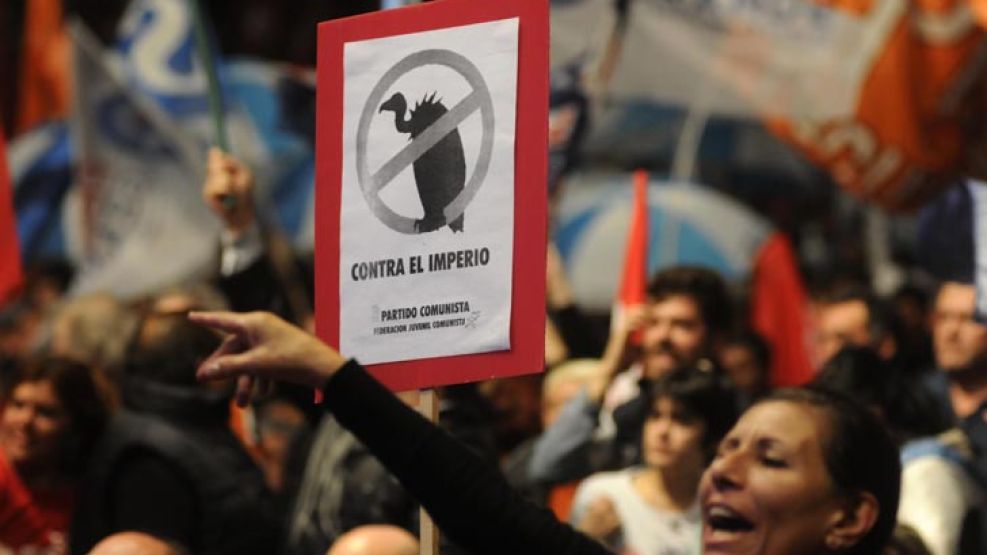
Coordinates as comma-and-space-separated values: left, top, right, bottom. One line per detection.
379, 91, 466, 233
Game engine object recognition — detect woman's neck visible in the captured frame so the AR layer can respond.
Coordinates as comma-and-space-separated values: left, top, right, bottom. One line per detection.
633, 464, 700, 512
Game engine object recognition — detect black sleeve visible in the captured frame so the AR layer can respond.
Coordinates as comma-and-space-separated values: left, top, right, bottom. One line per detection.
323, 361, 611, 555
108, 452, 198, 549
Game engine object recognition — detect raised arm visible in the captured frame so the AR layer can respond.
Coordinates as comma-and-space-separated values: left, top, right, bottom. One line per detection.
528, 305, 646, 482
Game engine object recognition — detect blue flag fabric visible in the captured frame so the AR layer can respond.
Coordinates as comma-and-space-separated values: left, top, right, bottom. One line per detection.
116, 0, 223, 125
8, 122, 73, 259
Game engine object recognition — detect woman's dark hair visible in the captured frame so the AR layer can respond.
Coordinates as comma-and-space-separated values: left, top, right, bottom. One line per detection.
648, 369, 738, 460
6, 357, 116, 476
764, 387, 901, 555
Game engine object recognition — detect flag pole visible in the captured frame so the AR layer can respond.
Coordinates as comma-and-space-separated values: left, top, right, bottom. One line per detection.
188, 0, 229, 152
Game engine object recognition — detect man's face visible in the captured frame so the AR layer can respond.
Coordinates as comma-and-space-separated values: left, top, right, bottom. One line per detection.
812, 299, 871, 367
640, 295, 708, 379
932, 282, 987, 373
721, 344, 764, 395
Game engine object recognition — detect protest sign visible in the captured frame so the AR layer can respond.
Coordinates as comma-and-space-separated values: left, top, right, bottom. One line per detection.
316, 0, 548, 391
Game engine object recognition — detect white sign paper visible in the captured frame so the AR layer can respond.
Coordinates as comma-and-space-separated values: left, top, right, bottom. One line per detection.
340, 18, 519, 365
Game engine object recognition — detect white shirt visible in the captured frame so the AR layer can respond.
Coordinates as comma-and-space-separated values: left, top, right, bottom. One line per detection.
571, 468, 701, 555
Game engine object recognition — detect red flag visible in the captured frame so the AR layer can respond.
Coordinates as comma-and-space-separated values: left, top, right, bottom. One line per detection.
750, 232, 813, 387
0, 132, 24, 306
614, 170, 649, 339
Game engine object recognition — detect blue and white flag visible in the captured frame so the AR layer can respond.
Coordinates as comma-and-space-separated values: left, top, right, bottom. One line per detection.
114, 0, 266, 164
116, 0, 211, 119
116, 0, 314, 247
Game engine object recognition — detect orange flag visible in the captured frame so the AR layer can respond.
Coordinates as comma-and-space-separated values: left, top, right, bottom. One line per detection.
17, 0, 70, 134
768, 0, 987, 211
614, 170, 650, 340
0, 131, 24, 306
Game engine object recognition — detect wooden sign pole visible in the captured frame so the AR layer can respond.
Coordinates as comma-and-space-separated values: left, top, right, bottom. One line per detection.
416, 389, 440, 555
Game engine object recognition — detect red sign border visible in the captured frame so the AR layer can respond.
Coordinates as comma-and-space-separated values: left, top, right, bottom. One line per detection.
315, 0, 548, 391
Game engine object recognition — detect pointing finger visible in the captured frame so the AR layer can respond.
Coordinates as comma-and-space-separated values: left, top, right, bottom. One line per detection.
196, 349, 263, 382
189, 311, 251, 337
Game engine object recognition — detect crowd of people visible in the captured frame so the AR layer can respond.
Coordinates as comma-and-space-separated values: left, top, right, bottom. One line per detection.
1, 144, 987, 555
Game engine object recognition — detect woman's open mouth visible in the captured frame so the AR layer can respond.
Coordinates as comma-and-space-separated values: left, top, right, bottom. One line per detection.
703, 503, 757, 552
707, 505, 755, 533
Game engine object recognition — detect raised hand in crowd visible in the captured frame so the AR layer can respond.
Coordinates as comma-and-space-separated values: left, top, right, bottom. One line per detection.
203, 147, 257, 237
585, 304, 647, 404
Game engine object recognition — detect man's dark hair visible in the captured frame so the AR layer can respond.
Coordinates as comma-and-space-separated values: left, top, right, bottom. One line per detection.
817, 284, 898, 345
648, 368, 738, 461
762, 387, 901, 555
125, 312, 221, 387
812, 346, 950, 442
646, 266, 732, 336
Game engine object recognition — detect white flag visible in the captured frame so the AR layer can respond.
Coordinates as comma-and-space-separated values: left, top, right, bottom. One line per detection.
66, 22, 219, 299
603, 0, 903, 119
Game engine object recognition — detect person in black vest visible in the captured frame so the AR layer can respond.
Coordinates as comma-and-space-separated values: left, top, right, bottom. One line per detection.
70, 311, 280, 555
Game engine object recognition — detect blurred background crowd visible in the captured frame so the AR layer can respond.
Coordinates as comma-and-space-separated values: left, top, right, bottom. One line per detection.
3, 0, 987, 554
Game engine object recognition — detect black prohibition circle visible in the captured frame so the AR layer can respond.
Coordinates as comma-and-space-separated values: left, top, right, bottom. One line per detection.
356, 48, 495, 234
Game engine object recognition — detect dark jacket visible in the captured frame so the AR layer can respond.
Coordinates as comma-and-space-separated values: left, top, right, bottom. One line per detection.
70, 379, 280, 555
